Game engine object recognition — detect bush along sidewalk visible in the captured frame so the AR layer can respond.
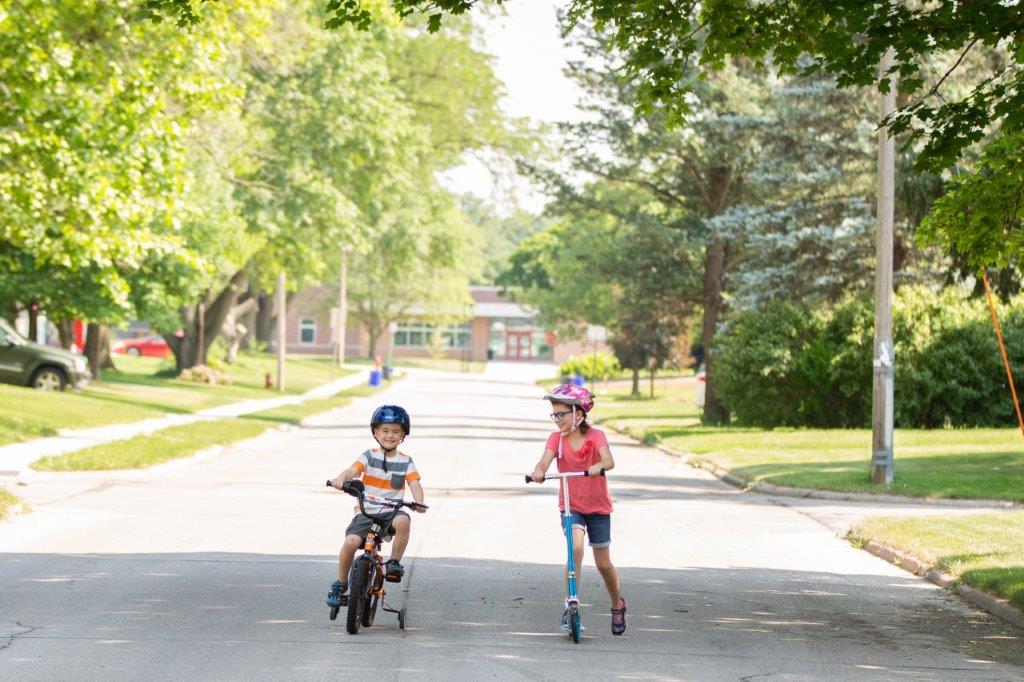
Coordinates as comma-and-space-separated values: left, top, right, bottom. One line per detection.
849, 512, 1024, 628
0, 488, 26, 520
30, 387, 372, 472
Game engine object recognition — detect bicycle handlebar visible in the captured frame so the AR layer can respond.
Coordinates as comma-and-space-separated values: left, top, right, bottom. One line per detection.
324, 479, 429, 513
524, 469, 605, 484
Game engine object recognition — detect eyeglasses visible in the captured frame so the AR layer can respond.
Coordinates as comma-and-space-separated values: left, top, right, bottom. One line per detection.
550, 411, 573, 420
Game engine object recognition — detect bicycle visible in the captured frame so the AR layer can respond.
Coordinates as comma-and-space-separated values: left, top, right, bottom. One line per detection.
325, 479, 428, 634
524, 468, 605, 643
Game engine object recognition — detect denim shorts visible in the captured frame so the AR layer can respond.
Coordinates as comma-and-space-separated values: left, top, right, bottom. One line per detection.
561, 511, 611, 548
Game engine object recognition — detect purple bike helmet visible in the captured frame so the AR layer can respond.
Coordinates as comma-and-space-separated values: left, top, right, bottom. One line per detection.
543, 384, 594, 413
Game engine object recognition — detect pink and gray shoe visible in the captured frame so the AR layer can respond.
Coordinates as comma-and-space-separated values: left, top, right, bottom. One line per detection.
611, 596, 627, 635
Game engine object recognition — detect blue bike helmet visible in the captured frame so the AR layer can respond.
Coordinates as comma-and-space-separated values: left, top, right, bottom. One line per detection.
370, 404, 410, 435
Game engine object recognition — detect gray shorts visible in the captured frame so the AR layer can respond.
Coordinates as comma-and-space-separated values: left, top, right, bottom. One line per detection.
345, 511, 409, 540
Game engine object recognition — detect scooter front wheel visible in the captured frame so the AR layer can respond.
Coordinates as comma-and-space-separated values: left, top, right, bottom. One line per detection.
569, 604, 582, 643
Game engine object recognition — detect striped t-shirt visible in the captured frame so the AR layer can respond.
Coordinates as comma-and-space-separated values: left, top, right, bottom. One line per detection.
351, 448, 421, 515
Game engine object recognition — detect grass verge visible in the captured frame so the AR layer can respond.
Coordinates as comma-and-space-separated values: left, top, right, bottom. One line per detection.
850, 512, 1024, 610
29, 385, 375, 471
0, 353, 353, 446
598, 383, 1024, 501
0, 488, 24, 520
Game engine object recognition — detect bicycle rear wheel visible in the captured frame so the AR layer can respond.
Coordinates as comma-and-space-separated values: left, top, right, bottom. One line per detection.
346, 557, 371, 634
569, 604, 581, 643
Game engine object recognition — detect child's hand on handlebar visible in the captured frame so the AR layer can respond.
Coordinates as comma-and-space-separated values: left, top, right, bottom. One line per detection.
530, 469, 545, 483
587, 464, 604, 477
413, 503, 427, 514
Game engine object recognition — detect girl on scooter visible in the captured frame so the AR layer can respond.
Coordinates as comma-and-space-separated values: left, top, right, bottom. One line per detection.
530, 384, 627, 636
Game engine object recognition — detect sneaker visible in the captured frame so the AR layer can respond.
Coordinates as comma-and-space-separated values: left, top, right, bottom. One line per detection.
611, 596, 627, 635
325, 579, 347, 608
385, 559, 404, 582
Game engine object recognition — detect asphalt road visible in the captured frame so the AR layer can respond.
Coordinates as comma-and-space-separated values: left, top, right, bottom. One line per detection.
1, 365, 1022, 681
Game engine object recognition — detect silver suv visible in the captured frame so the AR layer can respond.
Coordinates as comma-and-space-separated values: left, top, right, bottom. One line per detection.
0, 319, 90, 390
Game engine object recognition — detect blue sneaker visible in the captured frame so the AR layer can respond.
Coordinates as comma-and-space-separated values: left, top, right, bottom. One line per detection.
325, 580, 347, 608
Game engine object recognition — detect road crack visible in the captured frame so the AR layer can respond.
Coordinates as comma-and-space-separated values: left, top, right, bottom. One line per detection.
0, 621, 41, 653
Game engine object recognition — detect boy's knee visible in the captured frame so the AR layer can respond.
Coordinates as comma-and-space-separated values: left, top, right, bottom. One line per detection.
392, 516, 410, 531
343, 535, 363, 550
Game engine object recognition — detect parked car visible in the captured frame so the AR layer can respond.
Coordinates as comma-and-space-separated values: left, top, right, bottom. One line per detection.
112, 335, 170, 358
0, 318, 90, 391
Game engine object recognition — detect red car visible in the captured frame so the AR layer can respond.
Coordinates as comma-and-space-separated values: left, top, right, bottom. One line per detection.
113, 335, 171, 358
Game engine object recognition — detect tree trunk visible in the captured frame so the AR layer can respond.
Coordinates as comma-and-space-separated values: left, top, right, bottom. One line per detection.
649, 367, 655, 399
254, 291, 274, 347
84, 323, 115, 379
223, 296, 258, 364
56, 318, 75, 350
167, 271, 249, 371
701, 237, 730, 425
630, 366, 640, 398
27, 303, 39, 342
367, 326, 381, 360
239, 298, 258, 352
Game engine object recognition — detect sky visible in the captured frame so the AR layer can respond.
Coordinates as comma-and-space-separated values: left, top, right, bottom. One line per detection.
439, 1, 585, 209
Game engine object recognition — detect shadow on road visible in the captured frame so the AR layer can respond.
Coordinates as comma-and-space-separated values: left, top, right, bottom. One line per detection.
0, 553, 1021, 679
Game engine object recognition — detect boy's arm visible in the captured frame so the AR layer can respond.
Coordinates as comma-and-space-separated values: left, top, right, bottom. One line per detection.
531, 448, 556, 482
329, 465, 360, 490
408, 480, 426, 512
588, 445, 615, 476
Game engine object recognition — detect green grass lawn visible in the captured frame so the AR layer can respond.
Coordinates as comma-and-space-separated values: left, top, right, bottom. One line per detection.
851, 512, 1024, 610
0, 353, 352, 446
599, 383, 1024, 501
29, 384, 375, 471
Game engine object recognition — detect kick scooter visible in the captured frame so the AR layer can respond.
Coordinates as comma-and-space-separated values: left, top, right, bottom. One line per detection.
525, 468, 604, 643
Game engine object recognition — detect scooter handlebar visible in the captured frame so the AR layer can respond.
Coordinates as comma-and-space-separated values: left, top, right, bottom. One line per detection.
525, 469, 605, 483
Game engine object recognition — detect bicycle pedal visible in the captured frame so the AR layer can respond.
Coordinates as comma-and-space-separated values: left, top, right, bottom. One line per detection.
339, 595, 349, 606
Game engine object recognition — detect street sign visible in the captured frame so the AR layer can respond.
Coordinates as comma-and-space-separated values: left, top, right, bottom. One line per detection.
586, 325, 607, 343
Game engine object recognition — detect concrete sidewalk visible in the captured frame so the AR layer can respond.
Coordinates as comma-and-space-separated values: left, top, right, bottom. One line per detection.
0, 367, 369, 478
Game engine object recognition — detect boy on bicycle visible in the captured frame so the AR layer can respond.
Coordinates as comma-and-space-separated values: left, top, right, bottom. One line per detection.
326, 404, 426, 608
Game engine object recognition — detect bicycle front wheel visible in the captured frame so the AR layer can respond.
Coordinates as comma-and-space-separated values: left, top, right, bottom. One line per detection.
362, 571, 383, 627
346, 557, 372, 635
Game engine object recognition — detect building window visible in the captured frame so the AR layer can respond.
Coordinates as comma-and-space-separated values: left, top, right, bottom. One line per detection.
393, 322, 470, 349
299, 318, 316, 345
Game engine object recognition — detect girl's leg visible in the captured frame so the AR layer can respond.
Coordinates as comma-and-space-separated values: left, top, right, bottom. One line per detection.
592, 547, 621, 607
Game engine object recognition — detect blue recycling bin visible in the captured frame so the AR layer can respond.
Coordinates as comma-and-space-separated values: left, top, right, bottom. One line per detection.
570, 374, 585, 387
369, 369, 382, 387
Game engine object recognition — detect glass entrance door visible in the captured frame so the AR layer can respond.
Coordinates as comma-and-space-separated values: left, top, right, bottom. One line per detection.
505, 331, 532, 360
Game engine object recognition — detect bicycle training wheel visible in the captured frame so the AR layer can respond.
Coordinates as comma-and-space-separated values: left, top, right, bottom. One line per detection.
569, 605, 582, 644
346, 557, 371, 635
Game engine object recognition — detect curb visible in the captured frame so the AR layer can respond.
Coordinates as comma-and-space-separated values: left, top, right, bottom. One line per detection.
646, 441, 1023, 509
860, 539, 1024, 630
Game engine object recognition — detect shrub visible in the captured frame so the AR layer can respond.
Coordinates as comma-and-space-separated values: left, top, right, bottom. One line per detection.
713, 286, 1024, 428
559, 352, 621, 382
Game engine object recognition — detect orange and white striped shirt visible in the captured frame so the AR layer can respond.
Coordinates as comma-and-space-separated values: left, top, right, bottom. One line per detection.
351, 448, 421, 515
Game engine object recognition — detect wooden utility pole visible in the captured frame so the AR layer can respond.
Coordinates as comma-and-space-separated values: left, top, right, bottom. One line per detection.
336, 249, 348, 367
276, 272, 286, 393
871, 47, 897, 485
